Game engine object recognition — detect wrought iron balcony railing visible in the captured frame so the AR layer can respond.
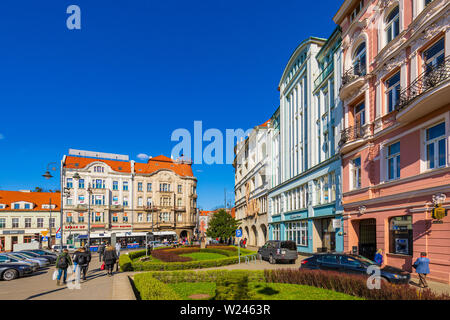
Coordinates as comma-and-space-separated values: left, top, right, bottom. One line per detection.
341, 62, 367, 87
339, 125, 364, 146
395, 56, 450, 111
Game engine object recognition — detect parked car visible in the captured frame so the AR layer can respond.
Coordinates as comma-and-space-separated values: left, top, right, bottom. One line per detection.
257, 240, 299, 264
0, 254, 39, 272
51, 244, 76, 253
3, 252, 49, 269
24, 249, 58, 258
300, 253, 411, 284
19, 251, 56, 264
0, 262, 34, 281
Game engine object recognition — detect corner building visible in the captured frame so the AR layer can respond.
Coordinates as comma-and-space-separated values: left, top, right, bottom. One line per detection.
334, 0, 450, 283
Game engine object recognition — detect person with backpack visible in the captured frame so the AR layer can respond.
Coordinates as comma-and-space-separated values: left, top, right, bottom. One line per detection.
73, 247, 91, 282
103, 244, 118, 276
72, 248, 83, 280
55, 249, 73, 286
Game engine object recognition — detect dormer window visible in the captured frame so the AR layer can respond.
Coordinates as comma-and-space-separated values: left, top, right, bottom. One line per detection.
94, 166, 104, 173
14, 203, 20, 209
0, 204, 5, 209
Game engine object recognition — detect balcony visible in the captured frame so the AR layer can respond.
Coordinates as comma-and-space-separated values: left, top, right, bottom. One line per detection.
72, 204, 88, 211
144, 205, 158, 211
109, 205, 123, 211
340, 62, 367, 100
339, 124, 369, 154
395, 56, 450, 123
174, 206, 186, 212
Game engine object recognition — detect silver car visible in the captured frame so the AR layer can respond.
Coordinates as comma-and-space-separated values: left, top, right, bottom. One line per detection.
5, 253, 49, 269
0, 254, 39, 272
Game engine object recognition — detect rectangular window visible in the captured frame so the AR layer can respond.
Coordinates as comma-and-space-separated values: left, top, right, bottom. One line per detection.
423, 37, 445, 73
66, 198, 73, 205
24, 236, 32, 243
14, 203, 20, 209
123, 215, 128, 223
95, 179, 104, 189
386, 71, 400, 113
147, 213, 152, 222
78, 196, 85, 204
112, 216, 118, 223
78, 179, 85, 189
178, 185, 182, 193
25, 218, 31, 228
387, 141, 401, 180
78, 215, 84, 223
123, 181, 129, 191
37, 218, 44, 228
50, 218, 55, 228
389, 216, 413, 255
123, 197, 128, 206
95, 214, 101, 222
138, 182, 143, 192
113, 181, 118, 191
138, 213, 143, 222
426, 122, 446, 169
66, 216, 72, 223
352, 157, 362, 189
67, 178, 73, 188
0, 218, 5, 228
113, 196, 119, 204
24, 203, 30, 210
12, 218, 19, 228
147, 183, 152, 192
386, 7, 399, 44
138, 197, 143, 207
355, 102, 365, 126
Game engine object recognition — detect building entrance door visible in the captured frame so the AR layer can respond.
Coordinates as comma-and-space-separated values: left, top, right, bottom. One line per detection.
321, 218, 336, 252
359, 219, 376, 260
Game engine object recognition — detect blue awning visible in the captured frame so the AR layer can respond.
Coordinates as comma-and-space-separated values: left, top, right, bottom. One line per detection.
76, 235, 88, 239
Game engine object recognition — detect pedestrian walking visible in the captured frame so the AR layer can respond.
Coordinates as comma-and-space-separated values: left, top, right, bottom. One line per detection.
413, 252, 430, 288
98, 242, 105, 262
374, 249, 384, 266
72, 248, 83, 281
103, 244, 118, 276
55, 249, 73, 286
115, 242, 121, 272
73, 247, 91, 282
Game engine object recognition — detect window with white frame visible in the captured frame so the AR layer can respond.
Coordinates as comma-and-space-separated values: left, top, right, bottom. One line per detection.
0, 218, 5, 228
147, 213, 152, 222
425, 122, 447, 170
272, 224, 281, 240
387, 141, 401, 180
138, 197, 143, 207
138, 182, 143, 192
385, 6, 400, 44
78, 179, 85, 189
386, 71, 400, 113
147, 183, 152, 192
66, 178, 73, 189
112, 196, 119, 205
285, 221, 308, 246
138, 213, 143, 222
12, 218, 19, 228
37, 218, 44, 228
423, 37, 445, 74
25, 218, 31, 228
351, 157, 362, 190
113, 181, 118, 190
353, 43, 366, 76
123, 181, 129, 191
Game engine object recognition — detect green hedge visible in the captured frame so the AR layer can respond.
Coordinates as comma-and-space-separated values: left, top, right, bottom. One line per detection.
148, 270, 265, 284
133, 273, 181, 300
119, 254, 133, 272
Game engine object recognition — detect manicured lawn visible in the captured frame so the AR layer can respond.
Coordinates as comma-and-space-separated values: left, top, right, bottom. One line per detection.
167, 281, 363, 300
168, 282, 216, 300
179, 252, 227, 261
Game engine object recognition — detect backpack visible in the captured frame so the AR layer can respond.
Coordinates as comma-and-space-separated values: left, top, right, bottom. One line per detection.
57, 255, 68, 269
78, 253, 87, 265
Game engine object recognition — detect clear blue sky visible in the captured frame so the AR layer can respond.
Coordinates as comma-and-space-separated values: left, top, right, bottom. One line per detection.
0, 0, 341, 210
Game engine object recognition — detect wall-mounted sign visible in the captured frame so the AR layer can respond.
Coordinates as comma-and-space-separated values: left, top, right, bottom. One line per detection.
332, 219, 341, 229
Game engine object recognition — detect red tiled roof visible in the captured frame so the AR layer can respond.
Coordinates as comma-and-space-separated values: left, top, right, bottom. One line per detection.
65, 156, 131, 173
0, 190, 61, 211
135, 155, 194, 177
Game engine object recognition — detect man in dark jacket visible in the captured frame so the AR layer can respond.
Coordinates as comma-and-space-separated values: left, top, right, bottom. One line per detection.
73, 247, 91, 281
98, 242, 105, 262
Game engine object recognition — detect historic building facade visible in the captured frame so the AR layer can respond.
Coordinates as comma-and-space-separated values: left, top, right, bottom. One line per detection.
268, 36, 345, 254
0, 190, 61, 252
234, 121, 270, 247
62, 150, 198, 244
334, 0, 450, 282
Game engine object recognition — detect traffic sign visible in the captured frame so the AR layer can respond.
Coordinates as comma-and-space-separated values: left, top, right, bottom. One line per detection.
235, 229, 242, 238
41, 230, 48, 236
41, 236, 48, 241
56, 233, 61, 239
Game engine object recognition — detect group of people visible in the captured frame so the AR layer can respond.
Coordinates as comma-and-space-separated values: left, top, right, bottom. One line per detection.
373, 249, 430, 288
55, 241, 122, 285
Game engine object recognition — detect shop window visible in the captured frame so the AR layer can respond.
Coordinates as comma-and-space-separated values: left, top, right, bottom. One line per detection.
389, 216, 413, 255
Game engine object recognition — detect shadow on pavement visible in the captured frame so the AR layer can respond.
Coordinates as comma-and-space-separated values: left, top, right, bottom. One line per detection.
25, 286, 67, 300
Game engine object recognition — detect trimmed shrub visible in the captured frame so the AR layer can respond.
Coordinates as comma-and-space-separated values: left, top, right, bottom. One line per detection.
214, 274, 253, 300
119, 254, 133, 272
133, 273, 181, 300
264, 269, 450, 300
149, 270, 265, 284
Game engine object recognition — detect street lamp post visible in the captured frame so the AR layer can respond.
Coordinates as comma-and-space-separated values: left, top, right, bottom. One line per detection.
43, 161, 69, 253
72, 172, 91, 250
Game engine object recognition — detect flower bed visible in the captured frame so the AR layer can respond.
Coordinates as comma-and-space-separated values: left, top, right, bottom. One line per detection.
120, 246, 256, 271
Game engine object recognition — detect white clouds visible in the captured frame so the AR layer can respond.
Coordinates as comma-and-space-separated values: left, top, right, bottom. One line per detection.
137, 153, 150, 161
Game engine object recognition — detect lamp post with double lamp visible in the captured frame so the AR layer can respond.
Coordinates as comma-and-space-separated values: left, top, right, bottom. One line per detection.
43, 161, 70, 253
71, 173, 92, 250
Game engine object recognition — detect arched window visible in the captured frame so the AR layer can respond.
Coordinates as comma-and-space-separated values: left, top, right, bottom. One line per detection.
385, 6, 400, 44
352, 43, 366, 76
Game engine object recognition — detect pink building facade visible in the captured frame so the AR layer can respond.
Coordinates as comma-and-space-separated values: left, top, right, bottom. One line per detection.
334, 0, 450, 283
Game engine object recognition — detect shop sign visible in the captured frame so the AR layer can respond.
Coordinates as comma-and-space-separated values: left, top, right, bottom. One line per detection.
332, 219, 341, 229
3, 230, 25, 235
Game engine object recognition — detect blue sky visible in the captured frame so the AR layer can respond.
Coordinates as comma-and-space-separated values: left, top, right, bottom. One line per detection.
0, 0, 341, 210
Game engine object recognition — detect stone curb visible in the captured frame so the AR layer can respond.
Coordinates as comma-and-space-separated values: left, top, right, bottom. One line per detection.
112, 273, 136, 300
